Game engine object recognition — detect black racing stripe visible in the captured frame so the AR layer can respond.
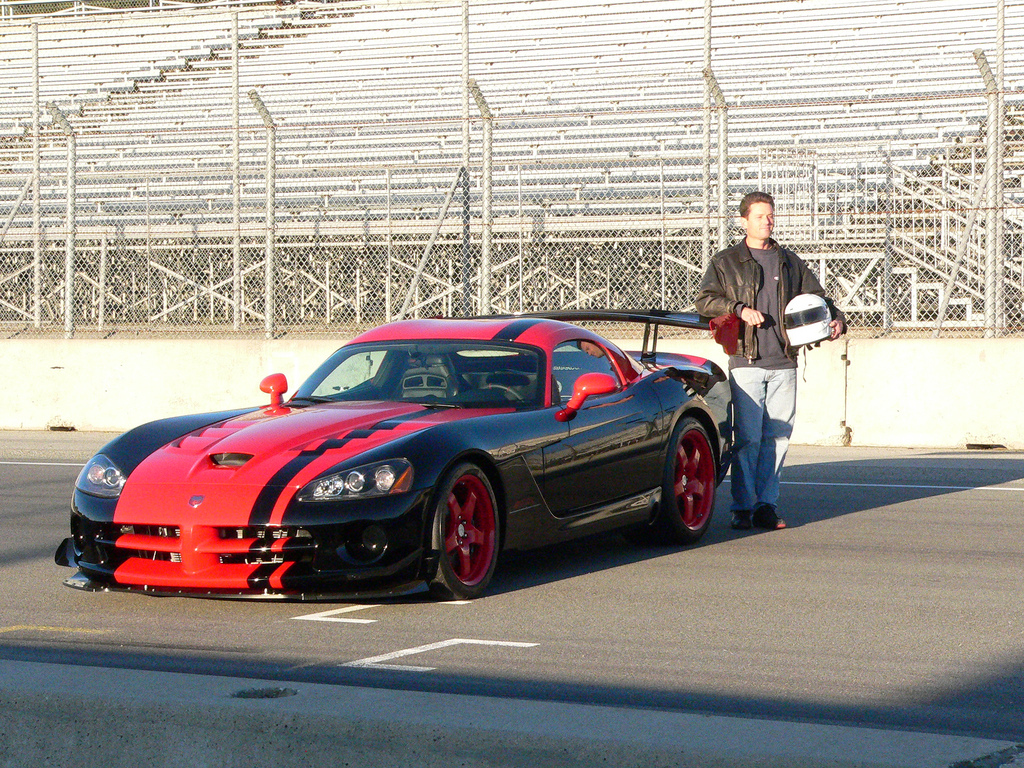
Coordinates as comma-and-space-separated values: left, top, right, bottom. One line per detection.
490, 317, 543, 341
371, 408, 438, 431
249, 453, 329, 526
246, 563, 279, 589
246, 410, 437, 526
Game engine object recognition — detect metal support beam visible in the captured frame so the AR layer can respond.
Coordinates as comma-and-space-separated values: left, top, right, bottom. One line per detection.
232, 12, 241, 330
704, 67, 729, 251
47, 102, 75, 339
469, 79, 492, 315
461, 0, 472, 316
701, 0, 712, 268
249, 89, 277, 338
973, 49, 999, 338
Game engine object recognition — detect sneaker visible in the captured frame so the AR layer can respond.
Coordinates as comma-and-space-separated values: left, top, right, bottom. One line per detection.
752, 503, 786, 530
730, 510, 752, 530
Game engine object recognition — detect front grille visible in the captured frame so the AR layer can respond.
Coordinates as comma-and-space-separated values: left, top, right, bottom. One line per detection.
92, 522, 182, 563
81, 520, 316, 568
213, 526, 316, 566
117, 524, 181, 539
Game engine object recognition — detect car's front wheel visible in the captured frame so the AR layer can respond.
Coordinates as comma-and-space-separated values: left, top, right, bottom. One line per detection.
428, 462, 500, 599
655, 416, 717, 544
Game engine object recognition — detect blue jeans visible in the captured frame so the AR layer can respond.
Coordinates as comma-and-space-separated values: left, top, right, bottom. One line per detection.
729, 366, 797, 512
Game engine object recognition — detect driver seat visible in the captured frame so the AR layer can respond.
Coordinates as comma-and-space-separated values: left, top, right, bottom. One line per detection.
401, 355, 455, 399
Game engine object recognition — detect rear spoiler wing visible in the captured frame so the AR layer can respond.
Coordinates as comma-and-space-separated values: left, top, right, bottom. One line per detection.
503, 310, 712, 366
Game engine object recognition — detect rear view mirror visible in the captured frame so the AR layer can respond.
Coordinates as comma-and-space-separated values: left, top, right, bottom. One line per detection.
260, 373, 289, 411
555, 372, 617, 422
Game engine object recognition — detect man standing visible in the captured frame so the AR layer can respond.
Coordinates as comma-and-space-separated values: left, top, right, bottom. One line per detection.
695, 191, 845, 531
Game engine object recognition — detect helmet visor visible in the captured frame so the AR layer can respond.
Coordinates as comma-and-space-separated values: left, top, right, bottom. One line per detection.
785, 305, 831, 328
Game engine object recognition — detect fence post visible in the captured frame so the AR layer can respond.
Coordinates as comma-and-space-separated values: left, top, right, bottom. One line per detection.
232, 12, 241, 330
99, 234, 107, 333
32, 23, 42, 328
249, 89, 277, 338
386, 169, 392, 322
883, 153, 894, 334
47, 103, 76, 339
704, 67, 728, 251
701, 0, 712, 268
973, 49, 999, 338
996, 0, 1005, 334
461, 0, 472, 316
469, 79, 492, 315
659, 159, 666, 307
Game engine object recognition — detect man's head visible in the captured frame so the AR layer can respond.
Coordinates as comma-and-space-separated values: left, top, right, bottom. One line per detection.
739, 191, 775, 247
738, 191, 775, 219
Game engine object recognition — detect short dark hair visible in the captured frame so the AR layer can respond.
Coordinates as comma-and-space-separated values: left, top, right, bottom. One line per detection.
739, 191, 775, 218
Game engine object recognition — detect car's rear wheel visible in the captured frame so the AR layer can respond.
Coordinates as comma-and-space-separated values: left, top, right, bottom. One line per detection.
428, 463, 499, 600
655, 416, 717, 544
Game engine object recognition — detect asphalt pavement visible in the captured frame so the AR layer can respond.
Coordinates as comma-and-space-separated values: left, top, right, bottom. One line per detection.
2, 430, 1024, 766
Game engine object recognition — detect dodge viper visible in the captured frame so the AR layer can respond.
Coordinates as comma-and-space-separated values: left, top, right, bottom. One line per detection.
55, 310, 732, 600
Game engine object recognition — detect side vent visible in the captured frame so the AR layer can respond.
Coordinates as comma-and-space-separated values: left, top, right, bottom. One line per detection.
210, 453, 254, 467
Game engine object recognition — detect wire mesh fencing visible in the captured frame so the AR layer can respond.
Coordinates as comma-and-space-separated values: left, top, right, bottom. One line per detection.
0, 0, 1021, 338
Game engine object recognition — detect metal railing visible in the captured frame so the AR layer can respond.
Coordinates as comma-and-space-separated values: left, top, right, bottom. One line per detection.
1, 0, 1021, 338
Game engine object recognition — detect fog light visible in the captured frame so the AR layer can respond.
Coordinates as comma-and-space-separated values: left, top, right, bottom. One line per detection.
341, 524, 388, 564
361, 524, 387, 557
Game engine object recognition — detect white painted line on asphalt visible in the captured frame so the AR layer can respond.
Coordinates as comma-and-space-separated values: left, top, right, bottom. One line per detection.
723, 478, 1024, 493
292, 605, 381, 624
784, 480, 1024, 493
343, 638, 538, 672
0, 460, 84, 467
0, 625, 111, 635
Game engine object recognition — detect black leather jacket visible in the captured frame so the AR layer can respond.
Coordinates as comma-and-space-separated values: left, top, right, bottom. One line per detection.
695, 238, 845, 362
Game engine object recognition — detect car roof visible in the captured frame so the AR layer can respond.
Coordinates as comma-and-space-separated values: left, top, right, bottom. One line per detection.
348, 317, 642, 383
350, 317, 591, 349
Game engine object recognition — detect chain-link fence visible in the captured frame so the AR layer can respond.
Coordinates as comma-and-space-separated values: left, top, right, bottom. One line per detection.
1, 0, 1021, 338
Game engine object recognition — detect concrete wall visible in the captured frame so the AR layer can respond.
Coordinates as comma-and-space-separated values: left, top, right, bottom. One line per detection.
2, 337, 1021, 449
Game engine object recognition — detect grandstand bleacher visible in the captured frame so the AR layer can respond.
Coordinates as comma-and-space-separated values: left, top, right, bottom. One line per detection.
0, 0, 1022, 333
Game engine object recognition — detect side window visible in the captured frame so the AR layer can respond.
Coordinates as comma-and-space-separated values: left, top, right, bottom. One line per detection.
551, 340, 619, 403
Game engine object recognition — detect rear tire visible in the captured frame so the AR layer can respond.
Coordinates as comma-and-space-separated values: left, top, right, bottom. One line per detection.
428, 463, 500, 600
654, 416, 717, 544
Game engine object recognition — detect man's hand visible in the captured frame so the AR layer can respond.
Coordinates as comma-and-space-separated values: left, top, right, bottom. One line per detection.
739, 306, 764, 327
829, 319, 845, 340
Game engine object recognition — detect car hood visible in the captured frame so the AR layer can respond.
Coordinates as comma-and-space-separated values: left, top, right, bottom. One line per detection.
113, 401, 496, 528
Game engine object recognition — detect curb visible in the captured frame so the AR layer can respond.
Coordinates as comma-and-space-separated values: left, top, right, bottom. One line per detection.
0, 660, 1017, 768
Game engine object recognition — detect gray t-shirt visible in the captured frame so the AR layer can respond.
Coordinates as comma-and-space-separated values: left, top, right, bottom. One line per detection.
731, 246, 795, 370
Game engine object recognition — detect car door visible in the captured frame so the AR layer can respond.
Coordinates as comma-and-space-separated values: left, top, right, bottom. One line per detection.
540, 340, 664, 516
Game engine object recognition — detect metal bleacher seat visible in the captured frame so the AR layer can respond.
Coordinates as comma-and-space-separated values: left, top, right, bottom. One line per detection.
0, 0, 1020, 231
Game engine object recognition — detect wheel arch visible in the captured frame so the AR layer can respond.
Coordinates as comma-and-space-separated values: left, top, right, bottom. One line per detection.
421, 449, 507, 551
667, 405, 723, 480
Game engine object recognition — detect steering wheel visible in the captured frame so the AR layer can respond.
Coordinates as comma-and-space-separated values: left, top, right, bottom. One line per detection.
483, 383, 525, 402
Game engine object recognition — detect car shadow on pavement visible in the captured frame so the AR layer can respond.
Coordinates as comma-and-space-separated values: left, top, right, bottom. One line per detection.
484, 449, 1024, 595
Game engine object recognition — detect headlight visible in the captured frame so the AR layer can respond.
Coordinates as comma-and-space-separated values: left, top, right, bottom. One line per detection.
76, 454, 127, 498
297, 459, 414, 502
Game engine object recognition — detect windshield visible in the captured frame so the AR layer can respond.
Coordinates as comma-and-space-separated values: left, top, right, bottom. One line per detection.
295, 341, 546, 409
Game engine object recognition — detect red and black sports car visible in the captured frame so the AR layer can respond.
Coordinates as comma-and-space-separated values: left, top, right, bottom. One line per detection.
56, 311, 731, 600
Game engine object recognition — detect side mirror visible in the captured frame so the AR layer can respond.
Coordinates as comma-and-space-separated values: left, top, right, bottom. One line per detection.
260, 373, 289, 410
555, 372, 618, 422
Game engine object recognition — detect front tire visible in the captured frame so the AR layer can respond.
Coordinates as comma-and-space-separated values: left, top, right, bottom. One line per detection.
654, 416, 717, 544
428, 463, 500, 600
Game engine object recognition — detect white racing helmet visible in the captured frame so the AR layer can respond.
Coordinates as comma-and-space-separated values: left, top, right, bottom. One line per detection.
784, 293, 832, 347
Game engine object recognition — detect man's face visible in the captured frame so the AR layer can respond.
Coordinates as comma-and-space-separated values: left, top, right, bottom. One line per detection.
741, 202, 774, 243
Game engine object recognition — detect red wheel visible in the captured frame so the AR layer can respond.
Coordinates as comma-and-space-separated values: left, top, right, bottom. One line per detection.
658, 416, 717, 543
429, 463, 499, 599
